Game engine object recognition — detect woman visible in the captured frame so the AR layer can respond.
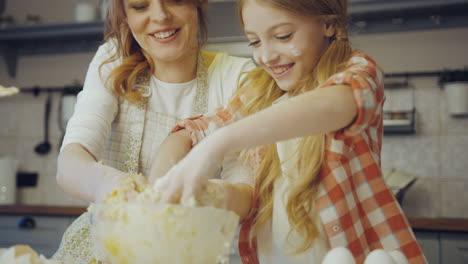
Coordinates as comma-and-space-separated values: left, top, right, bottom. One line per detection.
154, 0, 426, 263
52, 0, 254, 263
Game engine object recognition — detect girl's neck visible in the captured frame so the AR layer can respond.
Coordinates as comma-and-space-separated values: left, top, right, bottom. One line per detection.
152, 51, 198, 84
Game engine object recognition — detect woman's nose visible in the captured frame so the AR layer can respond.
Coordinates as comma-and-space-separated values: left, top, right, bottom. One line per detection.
150, 0, 170, 23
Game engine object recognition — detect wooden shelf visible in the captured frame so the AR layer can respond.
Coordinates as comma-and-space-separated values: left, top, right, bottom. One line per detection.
1, 0, 468, 78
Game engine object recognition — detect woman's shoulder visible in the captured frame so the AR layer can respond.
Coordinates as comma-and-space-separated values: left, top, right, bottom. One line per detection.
92, 40, 120, 65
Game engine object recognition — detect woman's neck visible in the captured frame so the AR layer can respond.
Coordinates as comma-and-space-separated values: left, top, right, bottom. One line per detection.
152, 51, 198, 84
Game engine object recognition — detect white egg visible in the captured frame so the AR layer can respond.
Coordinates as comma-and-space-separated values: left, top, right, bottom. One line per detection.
364, 249, 396, 264
322, 247, 356, 264
388, 250, 409, 264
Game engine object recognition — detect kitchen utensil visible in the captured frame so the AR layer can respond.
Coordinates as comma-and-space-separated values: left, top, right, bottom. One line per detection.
90, 203, 239, 264
0, 156, 18, 205
34, 93, 52, 155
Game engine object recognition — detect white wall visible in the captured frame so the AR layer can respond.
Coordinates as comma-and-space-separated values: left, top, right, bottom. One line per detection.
1, 1, 467, 217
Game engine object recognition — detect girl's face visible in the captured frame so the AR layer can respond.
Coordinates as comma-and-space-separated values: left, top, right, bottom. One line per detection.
124, 0, 199, 63
242, 0, 335, 92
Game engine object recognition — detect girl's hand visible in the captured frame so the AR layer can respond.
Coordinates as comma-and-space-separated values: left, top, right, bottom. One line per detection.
148, 130, 192, 184
154, 134, 227, 205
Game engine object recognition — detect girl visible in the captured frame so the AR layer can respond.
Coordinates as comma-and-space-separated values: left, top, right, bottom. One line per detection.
155, 0, 426, 263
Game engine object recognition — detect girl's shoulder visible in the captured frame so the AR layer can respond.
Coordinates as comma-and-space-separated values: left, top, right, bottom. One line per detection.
345, 51, 384, 73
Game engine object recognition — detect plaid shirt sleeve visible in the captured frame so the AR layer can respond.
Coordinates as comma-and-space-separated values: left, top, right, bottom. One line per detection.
321, 54, 385, 139
172, 92, 246, 145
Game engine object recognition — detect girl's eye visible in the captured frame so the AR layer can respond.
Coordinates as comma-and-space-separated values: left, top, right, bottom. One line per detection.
277, 33, 292, 40
248, 40, 260, 47
131, 4, 147, 11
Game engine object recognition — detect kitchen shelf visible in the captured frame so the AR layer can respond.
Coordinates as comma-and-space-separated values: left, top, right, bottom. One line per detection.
383, 109, 416, 135
1, 0, 468, 77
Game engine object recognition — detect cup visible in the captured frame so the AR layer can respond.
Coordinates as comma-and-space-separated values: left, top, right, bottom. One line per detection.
75, 2, 97, 22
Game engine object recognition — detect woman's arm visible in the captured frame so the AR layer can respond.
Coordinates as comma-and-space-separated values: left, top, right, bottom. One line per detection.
56, 143, 128, 202
57, 43, 121, 202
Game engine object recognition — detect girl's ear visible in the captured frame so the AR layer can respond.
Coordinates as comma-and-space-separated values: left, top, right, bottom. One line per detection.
322, 21, 336, 38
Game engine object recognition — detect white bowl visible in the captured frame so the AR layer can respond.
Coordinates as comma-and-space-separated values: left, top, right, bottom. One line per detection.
89, 203, 239, 264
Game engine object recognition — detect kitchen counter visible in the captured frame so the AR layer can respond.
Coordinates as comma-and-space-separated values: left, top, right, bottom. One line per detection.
0, 205, 86, 217
1, 205, 467, 232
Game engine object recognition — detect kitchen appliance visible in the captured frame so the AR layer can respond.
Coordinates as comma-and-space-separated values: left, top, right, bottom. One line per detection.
0, 156, 18, 205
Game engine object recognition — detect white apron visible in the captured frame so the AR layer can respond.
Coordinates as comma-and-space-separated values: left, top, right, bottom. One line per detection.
53, 67, 209, 264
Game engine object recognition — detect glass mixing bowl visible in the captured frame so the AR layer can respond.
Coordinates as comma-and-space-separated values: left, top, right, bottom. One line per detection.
89, 203, 239, 264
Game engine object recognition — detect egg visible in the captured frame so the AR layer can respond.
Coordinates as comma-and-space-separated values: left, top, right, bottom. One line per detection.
322, 247, 356, 264
388, 250, 409, 264
364, 249, 396, 264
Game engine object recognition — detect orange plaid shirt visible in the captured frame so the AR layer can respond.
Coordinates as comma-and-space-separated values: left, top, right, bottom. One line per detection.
173, 52, 426, 264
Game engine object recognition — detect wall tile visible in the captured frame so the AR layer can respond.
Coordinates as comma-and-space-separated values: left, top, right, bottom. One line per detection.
440, 135, 468, 180
441, 180, 468, 218
0, 102, 19, 137
382, 135, 441, 179
0, 136, 19, 157
401, 177, 441, 218
413, 78, 442, 136
440, 90, 468, 136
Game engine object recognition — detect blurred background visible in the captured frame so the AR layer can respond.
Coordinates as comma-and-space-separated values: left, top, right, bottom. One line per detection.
0, 0, 467, 263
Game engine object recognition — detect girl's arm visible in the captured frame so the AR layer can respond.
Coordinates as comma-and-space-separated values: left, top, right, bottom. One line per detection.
157, 84, 357, 204
209, 84, 357, 157
158, 55, 384, 204
150, 130, 253, 220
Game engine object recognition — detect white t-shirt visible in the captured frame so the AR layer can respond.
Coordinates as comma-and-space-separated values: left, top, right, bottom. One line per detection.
257, 94, 330, 264
62, 42, 254, 176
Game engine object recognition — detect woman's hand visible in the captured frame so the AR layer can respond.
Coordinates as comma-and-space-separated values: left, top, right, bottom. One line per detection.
154, 133, 227, 205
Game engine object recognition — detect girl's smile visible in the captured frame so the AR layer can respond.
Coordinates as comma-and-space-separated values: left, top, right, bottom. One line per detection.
269, 63, 295, 78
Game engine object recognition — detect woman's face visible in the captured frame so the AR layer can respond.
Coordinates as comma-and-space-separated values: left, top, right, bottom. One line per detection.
242, 0, 335, 92
124, 0, 199, 63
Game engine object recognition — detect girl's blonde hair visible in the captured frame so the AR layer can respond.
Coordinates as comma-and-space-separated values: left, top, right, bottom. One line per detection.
237, 0, 353, 253
100, 0, 209, 102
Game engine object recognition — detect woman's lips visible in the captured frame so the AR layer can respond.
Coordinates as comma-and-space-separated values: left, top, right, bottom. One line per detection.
150, 28, 180, 44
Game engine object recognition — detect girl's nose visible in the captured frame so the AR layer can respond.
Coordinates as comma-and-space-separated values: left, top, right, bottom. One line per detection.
260, 45, 279, 66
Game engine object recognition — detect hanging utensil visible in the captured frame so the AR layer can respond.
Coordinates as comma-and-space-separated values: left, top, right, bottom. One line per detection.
34, 93, 52, 155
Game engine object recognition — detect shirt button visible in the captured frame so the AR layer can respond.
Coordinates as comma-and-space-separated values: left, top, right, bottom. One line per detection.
332, 225, 341, 232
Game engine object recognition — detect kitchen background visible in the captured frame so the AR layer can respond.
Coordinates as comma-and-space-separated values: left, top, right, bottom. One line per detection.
0, 0, 468, 262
